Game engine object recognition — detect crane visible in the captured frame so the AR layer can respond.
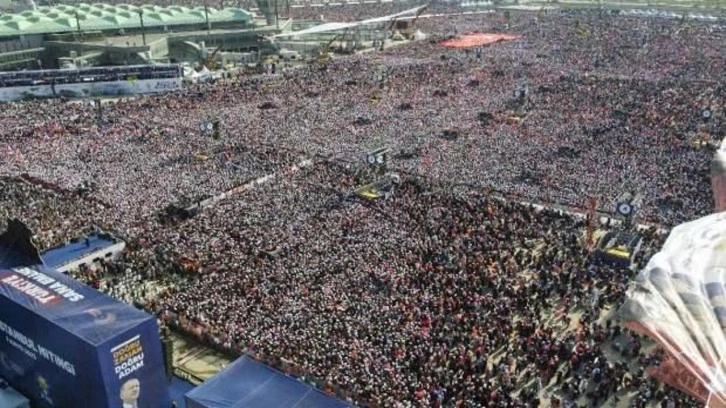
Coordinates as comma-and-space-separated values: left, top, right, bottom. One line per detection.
406, 4, 427, 37
388, 5, 428, 41
317, 28, 350, 63
203, 45, 223, 70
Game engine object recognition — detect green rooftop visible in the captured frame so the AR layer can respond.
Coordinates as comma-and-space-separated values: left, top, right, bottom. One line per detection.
0, 3, 255, 37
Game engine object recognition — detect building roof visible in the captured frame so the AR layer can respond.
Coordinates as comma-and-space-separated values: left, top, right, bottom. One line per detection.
184, 355, 352, 408
0, 3, 254, 37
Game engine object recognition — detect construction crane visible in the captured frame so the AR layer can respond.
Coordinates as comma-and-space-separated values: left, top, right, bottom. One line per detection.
404, 5, 427, 38
201, 45, 223, 70
251, 35, 281, 72
317, 28, 349, 64
388, 5, 427, 40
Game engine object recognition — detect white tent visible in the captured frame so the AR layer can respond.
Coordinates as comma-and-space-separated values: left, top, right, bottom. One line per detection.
619, 211, 726, 406
271, 5, 428, 39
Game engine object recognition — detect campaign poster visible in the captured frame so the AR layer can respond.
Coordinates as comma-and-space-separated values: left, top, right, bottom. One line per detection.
0, 265, 170, 408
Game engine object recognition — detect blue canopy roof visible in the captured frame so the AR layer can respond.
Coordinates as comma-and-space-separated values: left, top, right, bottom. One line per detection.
185, 356, 352, 408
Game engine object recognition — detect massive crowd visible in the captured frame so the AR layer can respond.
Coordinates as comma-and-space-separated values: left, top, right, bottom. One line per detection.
146, 168, 679, 407
0, 6, 724, 407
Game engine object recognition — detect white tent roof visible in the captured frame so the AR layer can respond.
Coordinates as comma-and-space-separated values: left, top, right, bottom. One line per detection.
274, 22, 357, 38
271, 5, 427, 38
619, 211, 726, 404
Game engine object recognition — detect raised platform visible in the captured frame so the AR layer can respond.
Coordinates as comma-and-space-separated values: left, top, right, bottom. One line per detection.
41, 233, 123, 273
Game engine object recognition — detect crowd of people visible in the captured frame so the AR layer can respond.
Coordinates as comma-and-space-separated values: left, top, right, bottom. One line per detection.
0, 6, 723, 407
146, 167, 677, 407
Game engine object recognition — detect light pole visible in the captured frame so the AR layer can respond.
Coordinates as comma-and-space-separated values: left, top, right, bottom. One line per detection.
204, 3, 211, 34
274, 0, 279, 30
137, 10, 147, 47
74, 12, 81, 36
73, 12, 82, 65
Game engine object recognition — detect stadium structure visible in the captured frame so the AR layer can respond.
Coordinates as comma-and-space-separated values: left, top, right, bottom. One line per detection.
0, 0, 425, 100
0, 1, 283, 99
0, 0, 721, 73
0, 2, 272, 70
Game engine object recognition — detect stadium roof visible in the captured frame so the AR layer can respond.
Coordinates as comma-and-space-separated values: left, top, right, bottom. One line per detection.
0, 3, 254, 37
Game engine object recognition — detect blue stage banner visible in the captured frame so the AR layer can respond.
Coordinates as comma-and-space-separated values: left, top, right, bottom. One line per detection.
0, 264, 170, 408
